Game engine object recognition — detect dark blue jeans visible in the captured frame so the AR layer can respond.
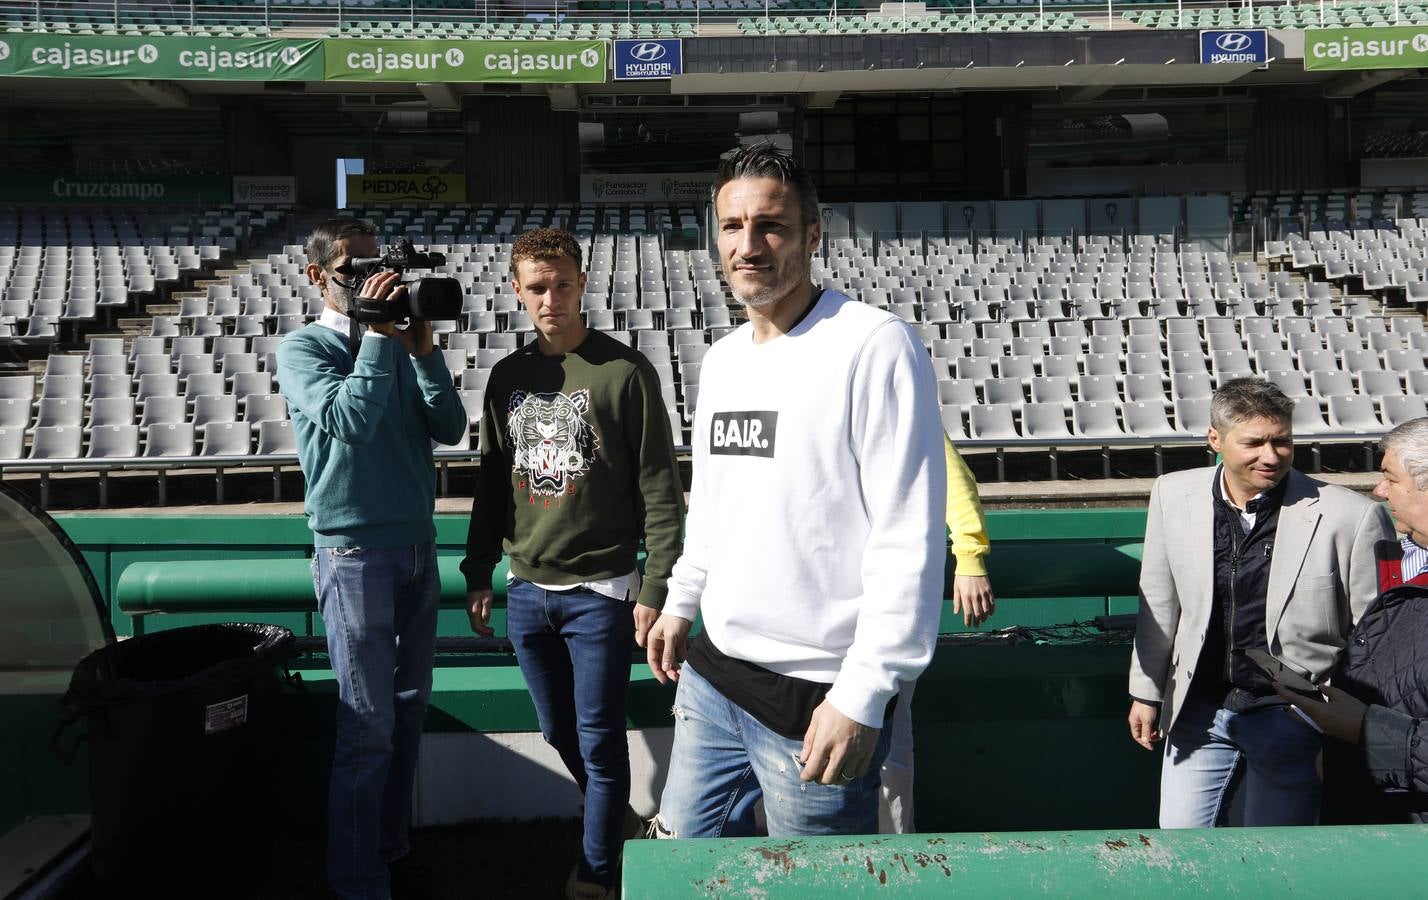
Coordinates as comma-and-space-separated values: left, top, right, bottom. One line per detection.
313, 543, 441, 900
505, 578, 635, 888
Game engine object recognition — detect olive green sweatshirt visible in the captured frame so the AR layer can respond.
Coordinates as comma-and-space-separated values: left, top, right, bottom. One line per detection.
460, 329, 685, 609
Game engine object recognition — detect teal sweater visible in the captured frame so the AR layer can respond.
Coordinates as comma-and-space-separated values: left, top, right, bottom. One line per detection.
277, 324, 467, 548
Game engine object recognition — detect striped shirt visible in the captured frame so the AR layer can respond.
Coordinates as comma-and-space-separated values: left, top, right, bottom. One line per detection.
1403, 536, 1428, 583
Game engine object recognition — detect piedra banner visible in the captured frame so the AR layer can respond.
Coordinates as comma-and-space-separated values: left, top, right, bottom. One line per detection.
0, 34, 323, 80
324, 39, 607, 83
1304, 26, 1428, 70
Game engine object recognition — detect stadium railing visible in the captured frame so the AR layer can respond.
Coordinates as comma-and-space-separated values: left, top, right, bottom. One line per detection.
2, 0, 1426, 36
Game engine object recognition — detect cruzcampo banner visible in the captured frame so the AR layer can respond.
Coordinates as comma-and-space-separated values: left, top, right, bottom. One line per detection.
0, 175, 233, 204
0, 34, 323, 80
346, 174, 466, 204
324, 39, 606, 83
1305, 26, 1428, 70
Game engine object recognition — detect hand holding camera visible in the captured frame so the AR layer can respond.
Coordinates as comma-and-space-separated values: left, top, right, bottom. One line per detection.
359, 270, 434, 358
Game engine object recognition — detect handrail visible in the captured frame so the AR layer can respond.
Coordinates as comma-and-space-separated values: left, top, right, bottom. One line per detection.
0, 0, 1407, 35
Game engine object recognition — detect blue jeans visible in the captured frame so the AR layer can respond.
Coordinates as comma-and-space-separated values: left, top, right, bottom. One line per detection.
313, 543, 441, 900
655, 661, 892, 838
505, 578, 634, 888
1159, 690, 1323, 828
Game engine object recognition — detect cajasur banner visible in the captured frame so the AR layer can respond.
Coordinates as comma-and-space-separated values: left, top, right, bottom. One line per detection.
324, 39, 606, 83
1304, 26, 1428, 70
0, 34, 323, 80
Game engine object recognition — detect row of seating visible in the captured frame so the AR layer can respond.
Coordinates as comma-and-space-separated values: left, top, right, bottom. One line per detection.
8, 0, 1427, 37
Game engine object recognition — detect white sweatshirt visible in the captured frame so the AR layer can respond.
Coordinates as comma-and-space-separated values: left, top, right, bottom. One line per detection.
664, 289, 947, 728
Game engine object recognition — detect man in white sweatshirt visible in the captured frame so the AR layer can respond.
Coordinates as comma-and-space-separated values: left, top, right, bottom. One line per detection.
645, 144, 947, 838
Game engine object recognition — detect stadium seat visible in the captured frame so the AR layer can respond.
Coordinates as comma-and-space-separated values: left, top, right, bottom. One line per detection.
87, 425, 140, 459
1383, 395, 1428, 427
255, 420, 297, 456
1072, 402, 1124, 438
1291, 397, 1332, 436
0, 427, 24, 461
1328, 395, 1385, 434
969, 404, 1019, 441
200, 422, 252, 457
28, 425, 83, 460
1174, 397, 1211, 436
144, 423, 196, 458
1124, 401, 1179, 438
1021, 403, 1071, 440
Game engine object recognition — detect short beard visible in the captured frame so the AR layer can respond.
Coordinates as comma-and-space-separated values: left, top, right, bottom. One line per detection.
327, 280, 355, 315
732, 284, 782, 309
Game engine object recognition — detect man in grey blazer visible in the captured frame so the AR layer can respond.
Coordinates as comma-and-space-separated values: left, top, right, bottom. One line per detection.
1128, 378, 1394, 827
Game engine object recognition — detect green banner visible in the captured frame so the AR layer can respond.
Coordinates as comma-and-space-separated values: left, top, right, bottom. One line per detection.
0, 34, 323, 80
0, 175, 233, 204
1305, 26, 1428, 70
324, 39, 606, 83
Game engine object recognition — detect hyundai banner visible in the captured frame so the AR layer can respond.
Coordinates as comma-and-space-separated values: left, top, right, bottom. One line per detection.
612, 39, 682, 80
1199, 30, 1268, 65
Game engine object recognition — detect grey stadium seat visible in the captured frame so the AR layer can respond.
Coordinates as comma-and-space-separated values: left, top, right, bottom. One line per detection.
0, 427, 24, 461
1383, 395, 1428, 427
969, 404, 1019, 441
1072, 402, 1124, 438
144, 423, 196, 457
200, 422, 252, 456
1174, 397, 1211, 435
255, 420, 297, 455
87, 425, 139, 459
1021, 403, 1071, 440
1291, 397, 1332, 436
1328, 395, 1384, 434
28, 425, 83, 460
1124, 401, 1179, 438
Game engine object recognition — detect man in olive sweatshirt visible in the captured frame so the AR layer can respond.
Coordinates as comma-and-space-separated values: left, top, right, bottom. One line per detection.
461, 228, 684, 900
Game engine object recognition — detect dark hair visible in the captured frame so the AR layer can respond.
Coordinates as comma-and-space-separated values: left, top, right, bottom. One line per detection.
1210, 377, 1295, 432
712, 143, 820, 228
511, 227, 583, 279
307, 217, 377, 272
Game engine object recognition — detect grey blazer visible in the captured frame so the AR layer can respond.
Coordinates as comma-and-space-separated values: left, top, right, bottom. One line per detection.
1129, 467, 1394, 733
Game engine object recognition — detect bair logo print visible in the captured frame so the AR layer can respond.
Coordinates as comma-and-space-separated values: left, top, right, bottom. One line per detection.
710, 411, 777, 458
509, 389, 599, 500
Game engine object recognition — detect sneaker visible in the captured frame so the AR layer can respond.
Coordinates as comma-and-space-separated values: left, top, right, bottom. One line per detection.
565, 865, 614, 900
623, 805, 646, 842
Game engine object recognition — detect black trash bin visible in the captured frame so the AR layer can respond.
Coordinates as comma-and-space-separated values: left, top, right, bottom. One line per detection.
56, 622, 296, 897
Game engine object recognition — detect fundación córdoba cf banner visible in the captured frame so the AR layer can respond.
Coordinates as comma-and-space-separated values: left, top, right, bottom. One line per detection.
0, 34, 322, 80
580, 173, 717, 203
1304, 26, 1428, 70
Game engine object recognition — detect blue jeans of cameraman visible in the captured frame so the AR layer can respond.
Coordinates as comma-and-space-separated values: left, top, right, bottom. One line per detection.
313, 543, 441, 900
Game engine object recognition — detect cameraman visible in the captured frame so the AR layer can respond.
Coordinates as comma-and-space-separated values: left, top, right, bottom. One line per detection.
277, 217, 467, 900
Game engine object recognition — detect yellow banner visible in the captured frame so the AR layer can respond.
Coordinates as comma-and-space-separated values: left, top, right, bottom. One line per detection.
346, 173, 465, 204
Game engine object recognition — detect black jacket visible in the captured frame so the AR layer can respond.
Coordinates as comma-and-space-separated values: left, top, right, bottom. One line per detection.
1328, 579, 1428, 824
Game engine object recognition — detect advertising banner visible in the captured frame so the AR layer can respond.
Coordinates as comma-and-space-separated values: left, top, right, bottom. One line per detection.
324, 39, 607, 83
0, 34, 323, 80
612, 39, 683, 80
1305, 26, 1428, 70
346, 173, 466, 204
580, 173, 716, 203
233, 176, 297, 206
1198, 30, 1268, 65
0, 175, 232, 204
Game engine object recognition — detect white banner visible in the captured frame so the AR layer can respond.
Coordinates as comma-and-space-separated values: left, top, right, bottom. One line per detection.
580, 173, 715, 204
233, 175, 297, 205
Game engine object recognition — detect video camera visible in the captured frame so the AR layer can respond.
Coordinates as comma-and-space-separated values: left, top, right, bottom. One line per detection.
348, 240, 463, 323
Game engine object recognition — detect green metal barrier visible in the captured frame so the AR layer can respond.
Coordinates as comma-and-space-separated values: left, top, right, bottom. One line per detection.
114, 543, 1146, 615
115, 556, 511, 615
622, 825, 1428, 898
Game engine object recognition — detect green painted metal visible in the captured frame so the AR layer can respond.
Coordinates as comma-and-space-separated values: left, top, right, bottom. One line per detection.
116, 556, 511, 614
622, 825, 1428, 898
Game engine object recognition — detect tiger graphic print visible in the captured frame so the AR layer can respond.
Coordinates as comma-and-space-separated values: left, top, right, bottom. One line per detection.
508, 388, 599, 497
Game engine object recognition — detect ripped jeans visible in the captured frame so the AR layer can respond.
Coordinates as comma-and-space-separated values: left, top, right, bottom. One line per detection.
313, 543, 441, 900
654, 662, 891, 838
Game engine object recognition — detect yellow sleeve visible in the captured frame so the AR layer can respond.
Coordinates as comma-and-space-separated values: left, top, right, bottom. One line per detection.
944, 433, 990, 577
